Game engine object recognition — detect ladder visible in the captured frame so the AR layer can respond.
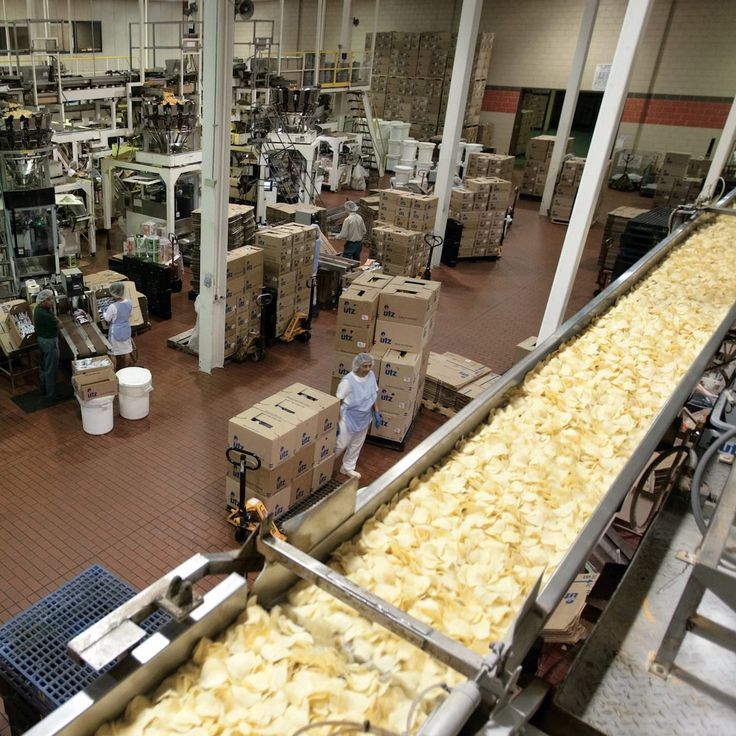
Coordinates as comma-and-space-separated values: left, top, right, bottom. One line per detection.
347, 91, 385, 177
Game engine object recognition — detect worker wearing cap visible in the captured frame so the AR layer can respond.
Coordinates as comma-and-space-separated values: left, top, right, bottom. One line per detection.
335, 352, 380, 480
337, 200, 367, 261
34, 289, 62, 403
104, 281, 134, 369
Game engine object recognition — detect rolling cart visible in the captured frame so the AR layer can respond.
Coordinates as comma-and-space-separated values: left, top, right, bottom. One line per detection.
421, 233, 444, 280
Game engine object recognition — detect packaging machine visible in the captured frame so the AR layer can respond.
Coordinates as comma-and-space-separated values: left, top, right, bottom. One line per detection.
19, 191, 736, 735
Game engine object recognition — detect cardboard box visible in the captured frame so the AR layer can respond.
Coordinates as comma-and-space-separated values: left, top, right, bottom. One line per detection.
332, 350, 356, 381
225, 478, 291, 516
4, 301, 36, 349
293, 443, 314, 477
290, 469, 313, 507
313, 431, 337, 466
337, 286, 380, 327
228, 408, 299, 469
256, 394, 320, 449
312, 454, 335, 490
379, 349, 422, 389
377, 284, 435, 325
336, 324, 375, 354
370, 409, 413, 440
374, 319, 431, 353
282, 383, 340, 435
228, 453, 295, 495
72, 371, 118, 401
376, 384, 419, 415
71, 355, 114, 377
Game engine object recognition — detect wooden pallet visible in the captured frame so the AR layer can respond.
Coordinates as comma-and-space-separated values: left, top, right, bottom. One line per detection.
421, 398, 456, 418
166, 328, 195, 354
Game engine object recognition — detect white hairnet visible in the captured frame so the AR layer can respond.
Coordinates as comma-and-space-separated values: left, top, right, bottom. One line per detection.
352, 352, 374, 371
345, 200, 358, 212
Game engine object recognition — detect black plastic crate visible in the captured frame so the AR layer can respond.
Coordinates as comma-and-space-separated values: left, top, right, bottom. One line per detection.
0, 565, 169, 719
612, 208, 671, 279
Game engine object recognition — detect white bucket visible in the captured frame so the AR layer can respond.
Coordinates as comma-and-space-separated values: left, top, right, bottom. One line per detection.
117, 366, 153, 420
416, 141, 436, 163
456, 142, 466, 165
385, 155, 400, 173
378, 120, 392, 142
399, 158, 416, 171
415, 161, 433, 174
387, 140, 402, 157
393, 164, 413, 185
389, 121, 410, 141
464, 143, 483, 161
401, 138, 418, 161
77, 395, 114, 435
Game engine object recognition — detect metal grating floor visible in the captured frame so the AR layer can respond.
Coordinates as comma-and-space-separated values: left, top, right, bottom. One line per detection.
555, 495, 736, 735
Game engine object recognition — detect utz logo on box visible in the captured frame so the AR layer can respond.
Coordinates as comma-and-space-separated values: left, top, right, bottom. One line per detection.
339, 331, 354, 343
297, 458, 309, 475
383, 363, 398, 377
276, 474, 288, 490
322, 416, 335, 433
301, 430, 312, 446
378, 331, 392, 345
274, 500, 287, 516
318, 444, 330, 461
382, 304, 396, 318
337, 362, 349, 377
379, 389, 394, 403
279, 445, 289, 461
316, 470, 329, 487
341, 303, 356, 315
379, 416, 389, 427
231, 436, 245, 451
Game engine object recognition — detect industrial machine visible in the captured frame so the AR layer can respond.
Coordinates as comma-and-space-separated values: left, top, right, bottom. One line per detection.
18, 190, 736, 736
0, 107, 60, 297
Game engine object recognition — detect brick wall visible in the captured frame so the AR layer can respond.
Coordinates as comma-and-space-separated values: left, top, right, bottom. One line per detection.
621, 96, 731, 129
483, 88, 522, 114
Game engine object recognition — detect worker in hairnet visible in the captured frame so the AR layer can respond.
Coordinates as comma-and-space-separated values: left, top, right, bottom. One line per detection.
34, 289, 62, 403
337, 200, 367, 261
335, 352, 380, 480
104, 281, 134, 369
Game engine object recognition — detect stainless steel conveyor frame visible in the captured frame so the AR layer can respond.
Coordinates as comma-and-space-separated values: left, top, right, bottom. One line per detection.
25, 188, 736, 736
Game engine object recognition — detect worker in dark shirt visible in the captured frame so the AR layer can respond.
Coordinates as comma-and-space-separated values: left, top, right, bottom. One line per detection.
34, 289, 62, 402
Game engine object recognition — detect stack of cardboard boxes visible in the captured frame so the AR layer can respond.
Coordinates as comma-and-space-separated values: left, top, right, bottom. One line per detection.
369, 190, 439, 276
521, 135, 574, 197
331, 273, 440, 444
449, 176, 511, 258
422, 351, 499, 415
71, 356, 118, 402
550, 157, 586, 222
366, 31, 493, 143
653, 152, 702, 208
464, 152, 515, 181
226, 383, 340, 516
224, 245, 264, 358
265, 202, 327, 235
190, 204, 256, 295
255, 224, 315, 337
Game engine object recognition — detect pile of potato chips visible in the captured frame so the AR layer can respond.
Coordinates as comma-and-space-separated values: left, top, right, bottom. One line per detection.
100, 215, 736, 735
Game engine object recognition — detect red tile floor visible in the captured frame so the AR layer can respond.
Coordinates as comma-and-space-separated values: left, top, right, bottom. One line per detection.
0, 184, 644, 630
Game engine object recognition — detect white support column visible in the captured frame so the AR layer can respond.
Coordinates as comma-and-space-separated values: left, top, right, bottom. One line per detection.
314, 0, 325, 87
538, 0, 655, 344
138, 0, 146, 82
697, 95, 736, 204
198, 0, 234, 374
368, 0, 379, 87
539, 0, 599, 216
277, 0, 284, 75
432, 0, 483, 265
339, 0, 352, 61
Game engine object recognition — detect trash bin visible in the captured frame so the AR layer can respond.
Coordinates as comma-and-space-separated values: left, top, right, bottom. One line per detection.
116, 367, 153, 420
77, 395, 114, 435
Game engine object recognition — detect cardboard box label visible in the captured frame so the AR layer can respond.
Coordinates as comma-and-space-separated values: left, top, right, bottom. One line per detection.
378, 285, 435, 325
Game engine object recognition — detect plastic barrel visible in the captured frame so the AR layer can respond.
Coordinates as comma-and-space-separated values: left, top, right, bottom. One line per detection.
77, 396, 114, 435
116, 367, 154, 420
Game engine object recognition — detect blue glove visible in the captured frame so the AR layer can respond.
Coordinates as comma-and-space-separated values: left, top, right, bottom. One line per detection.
373, 410, 382, 428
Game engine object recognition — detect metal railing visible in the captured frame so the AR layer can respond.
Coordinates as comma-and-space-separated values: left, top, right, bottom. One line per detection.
276, 50, 372, 89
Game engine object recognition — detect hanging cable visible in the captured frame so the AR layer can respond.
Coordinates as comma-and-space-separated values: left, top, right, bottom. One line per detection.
404, 682, 451, 736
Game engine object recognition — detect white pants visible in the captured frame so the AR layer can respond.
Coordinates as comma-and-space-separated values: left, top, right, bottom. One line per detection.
335, 418, 370, 472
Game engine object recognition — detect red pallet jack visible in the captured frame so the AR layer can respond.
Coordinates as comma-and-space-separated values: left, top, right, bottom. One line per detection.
225, 447, 286, 543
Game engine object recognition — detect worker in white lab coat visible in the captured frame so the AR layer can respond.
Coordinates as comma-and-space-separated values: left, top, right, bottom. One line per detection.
337, 200, 367, 261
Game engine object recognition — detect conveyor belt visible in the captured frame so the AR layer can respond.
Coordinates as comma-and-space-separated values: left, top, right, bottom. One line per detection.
25, 190, 736, 735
